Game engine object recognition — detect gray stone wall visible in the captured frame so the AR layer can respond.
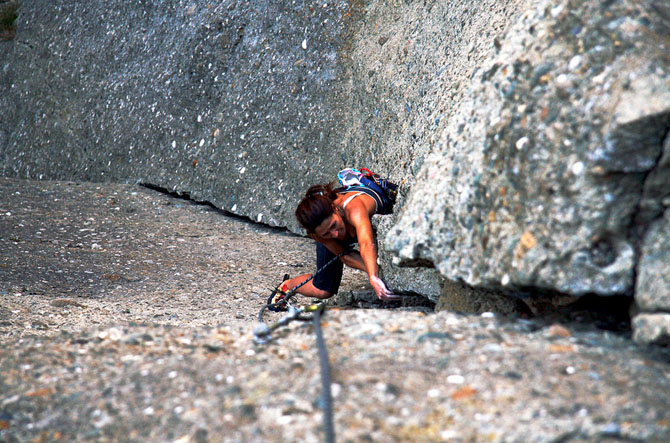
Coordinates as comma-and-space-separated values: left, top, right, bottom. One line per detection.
1, 0, 669, 342
382, 0, 670, 342
0, 0, 526, 293
0, 0, 527, 232
0, 0, 365, 228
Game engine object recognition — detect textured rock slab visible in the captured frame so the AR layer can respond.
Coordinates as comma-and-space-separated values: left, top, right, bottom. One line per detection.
2, 177, 670, 441
0, 0, 362, 230
636, 209, 670, 311
388, 0, 670, 296
2, 0, 669, 307
633, 313, 670, 346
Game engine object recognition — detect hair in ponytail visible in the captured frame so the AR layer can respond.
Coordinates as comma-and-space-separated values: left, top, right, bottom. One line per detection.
295, 182, 340, 233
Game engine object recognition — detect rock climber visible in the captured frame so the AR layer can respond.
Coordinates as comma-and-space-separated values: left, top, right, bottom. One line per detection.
268, 181, 400, 310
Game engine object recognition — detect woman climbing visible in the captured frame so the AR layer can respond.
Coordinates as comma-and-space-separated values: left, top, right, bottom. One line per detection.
268, 178, 400, 311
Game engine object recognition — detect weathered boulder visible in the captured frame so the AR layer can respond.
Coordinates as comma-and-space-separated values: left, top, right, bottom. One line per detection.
633, 314, 670, 346
378, 215, 529, 314
633, 203, 670, 344
387, 0, 670, 302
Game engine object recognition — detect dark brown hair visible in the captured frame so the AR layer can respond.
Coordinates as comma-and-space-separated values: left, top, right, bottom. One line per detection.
295, 182, 340, 233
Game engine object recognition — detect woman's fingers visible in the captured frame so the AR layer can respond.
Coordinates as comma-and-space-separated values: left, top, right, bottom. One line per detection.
380, 291, 402, 301
370, 275, 401, 300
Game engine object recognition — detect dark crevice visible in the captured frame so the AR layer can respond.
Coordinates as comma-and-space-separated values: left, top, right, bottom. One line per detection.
138, 182, 301, 237
0, 1, 19, 41
555, 294, 635, 333
511, 286, 634, 333
626, 126, 670, 305
393, 257, 435, 268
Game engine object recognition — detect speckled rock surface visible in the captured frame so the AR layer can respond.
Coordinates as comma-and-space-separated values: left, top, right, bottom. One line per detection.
633, 206, 670, 345
1, 1, 670, 341
636, 209, 670, 312
377, 215, 532, 315
0, 0, 528, 301
0, 0, 363, 229
2, 178, 670, 442
633, 313, 670, 346
0, 0, 525, 233
388, 0, 670, 299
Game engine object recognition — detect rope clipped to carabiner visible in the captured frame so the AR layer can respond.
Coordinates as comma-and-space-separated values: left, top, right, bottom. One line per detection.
253, 303, 322, 345
252, 302, 335, 443
258, 249, 351, 323
253, 252, 349, 443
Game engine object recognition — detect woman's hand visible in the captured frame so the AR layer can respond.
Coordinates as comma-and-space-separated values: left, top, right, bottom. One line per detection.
369, 275, 401, 301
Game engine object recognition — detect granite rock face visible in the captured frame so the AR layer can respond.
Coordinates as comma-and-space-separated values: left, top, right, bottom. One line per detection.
0, 0, 364, 229
0, 0, 526, 297
387, 0, 670, 299
636, 211, 670, 313
633, 314, 670, 346
1, 1, 670, 341
633, 204, 670, 345
377, 215, 529, 314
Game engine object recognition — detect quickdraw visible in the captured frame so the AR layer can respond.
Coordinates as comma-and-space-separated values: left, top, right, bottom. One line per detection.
259, 249, 351, 319
253, 302, 324, 345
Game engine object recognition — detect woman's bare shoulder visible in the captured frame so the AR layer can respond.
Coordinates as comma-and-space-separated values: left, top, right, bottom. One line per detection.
342, 192, 376, 217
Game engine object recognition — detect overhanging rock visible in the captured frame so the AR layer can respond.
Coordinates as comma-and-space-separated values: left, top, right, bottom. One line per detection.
387, 0, 670, 298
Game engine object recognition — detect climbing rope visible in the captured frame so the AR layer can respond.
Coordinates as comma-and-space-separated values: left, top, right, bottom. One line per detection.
313, 303, 335, 443
254, 251, 350, 443
253, 302, 335, 442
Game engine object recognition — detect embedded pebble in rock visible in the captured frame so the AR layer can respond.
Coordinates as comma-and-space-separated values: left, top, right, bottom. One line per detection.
0, 177, 669, 442
546, 324, 572, 338
447, 375, 465, 385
